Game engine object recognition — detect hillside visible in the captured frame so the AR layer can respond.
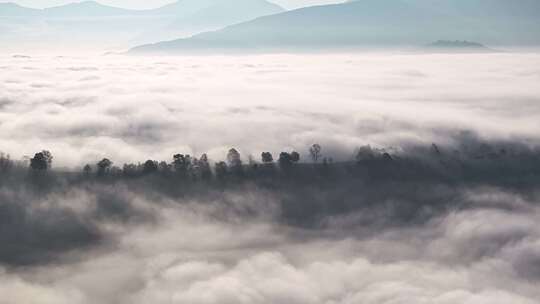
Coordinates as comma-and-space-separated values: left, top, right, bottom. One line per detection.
135, 0, 285, 43
0, 0, 285, 51
168, 0, 284, 28
130, 0, 540, 53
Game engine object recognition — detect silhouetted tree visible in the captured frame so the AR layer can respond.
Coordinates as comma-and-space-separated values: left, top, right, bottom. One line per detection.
215, 161, 228, 179
261, 152, 274, 164
199, 154, 212, 180
309, 144, 321, 163
291, 151, 300, 163
200, 153, 209, 164
97, 158, 112, 176
30, 150, 53, 171
142, 160, 158, 175
0, 152, 13, 173
227, 149, 242, 167
279, 152, 293, 169
184, 155, 192, 170
227, 148, 243, 176
110, 166, 122, 176
83, 164, 92, 176
173, 154, 192, 176
356, 145, 375, 162
158, 161, 171, 174
122, 163, 138, 177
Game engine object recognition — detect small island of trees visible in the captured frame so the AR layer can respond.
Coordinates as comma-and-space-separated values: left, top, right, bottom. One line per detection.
1, 140, 538, 189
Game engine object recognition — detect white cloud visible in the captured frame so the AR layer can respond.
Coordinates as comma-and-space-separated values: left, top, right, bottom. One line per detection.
1, 53, 539, 167
2, 187, 540, 304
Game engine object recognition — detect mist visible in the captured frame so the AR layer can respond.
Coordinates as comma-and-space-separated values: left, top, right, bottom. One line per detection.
1, 148, 540, 303
1, 53, 539, 167
1, 51, 540, 303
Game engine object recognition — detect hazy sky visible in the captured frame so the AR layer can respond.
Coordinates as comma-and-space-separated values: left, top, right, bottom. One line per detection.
3, 0, 344, 10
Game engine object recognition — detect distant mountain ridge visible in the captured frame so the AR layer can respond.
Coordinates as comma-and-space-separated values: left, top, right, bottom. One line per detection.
130, 0, 540, 53
168, 0, 283, 28
0, 0, 284, 17
423, 40, 497, 53
43, 1, 135, 17
0, 1, 136, 16
0, 2, 40, 16
427, 40, 487, 49
0, 0, 285, 51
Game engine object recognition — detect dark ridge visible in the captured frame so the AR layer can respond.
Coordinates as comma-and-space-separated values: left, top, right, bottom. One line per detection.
1, 134, 540, 267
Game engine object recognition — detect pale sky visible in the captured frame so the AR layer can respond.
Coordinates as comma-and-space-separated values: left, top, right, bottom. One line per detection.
3, 0, 345, 10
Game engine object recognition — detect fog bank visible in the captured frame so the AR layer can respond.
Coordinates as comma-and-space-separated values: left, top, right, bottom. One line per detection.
1, 53, 539, 167
1, 52, 540, 304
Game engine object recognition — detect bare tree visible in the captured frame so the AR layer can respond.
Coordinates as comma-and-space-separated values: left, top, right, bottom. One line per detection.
309, 144, 322, 163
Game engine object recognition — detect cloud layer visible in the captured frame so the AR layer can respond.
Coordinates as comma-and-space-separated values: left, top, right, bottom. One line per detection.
1, 53, 540, 167
1, 179, 540, 304
1, 52, 540, 303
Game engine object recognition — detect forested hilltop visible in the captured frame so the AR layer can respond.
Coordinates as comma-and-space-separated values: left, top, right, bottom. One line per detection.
1, 136, 540, 266
2, 137, 539, 193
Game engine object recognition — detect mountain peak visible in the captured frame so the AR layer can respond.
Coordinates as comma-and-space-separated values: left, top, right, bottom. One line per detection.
130, 0, 540, 54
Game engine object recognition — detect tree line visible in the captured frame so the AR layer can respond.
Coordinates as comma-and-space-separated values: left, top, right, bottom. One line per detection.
82, 147, 312, 179
1, 143, 385, 178
1, 140, 539, 185
0, 144, 326, 178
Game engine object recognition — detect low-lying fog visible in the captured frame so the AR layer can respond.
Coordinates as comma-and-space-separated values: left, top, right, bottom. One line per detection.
1, 52, 540, 304
1, 53, 539, 167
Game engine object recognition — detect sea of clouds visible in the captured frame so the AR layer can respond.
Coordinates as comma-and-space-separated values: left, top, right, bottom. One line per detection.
1, 183, 540, 304
1, 52, 540, 304
1, 52, 539, 167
